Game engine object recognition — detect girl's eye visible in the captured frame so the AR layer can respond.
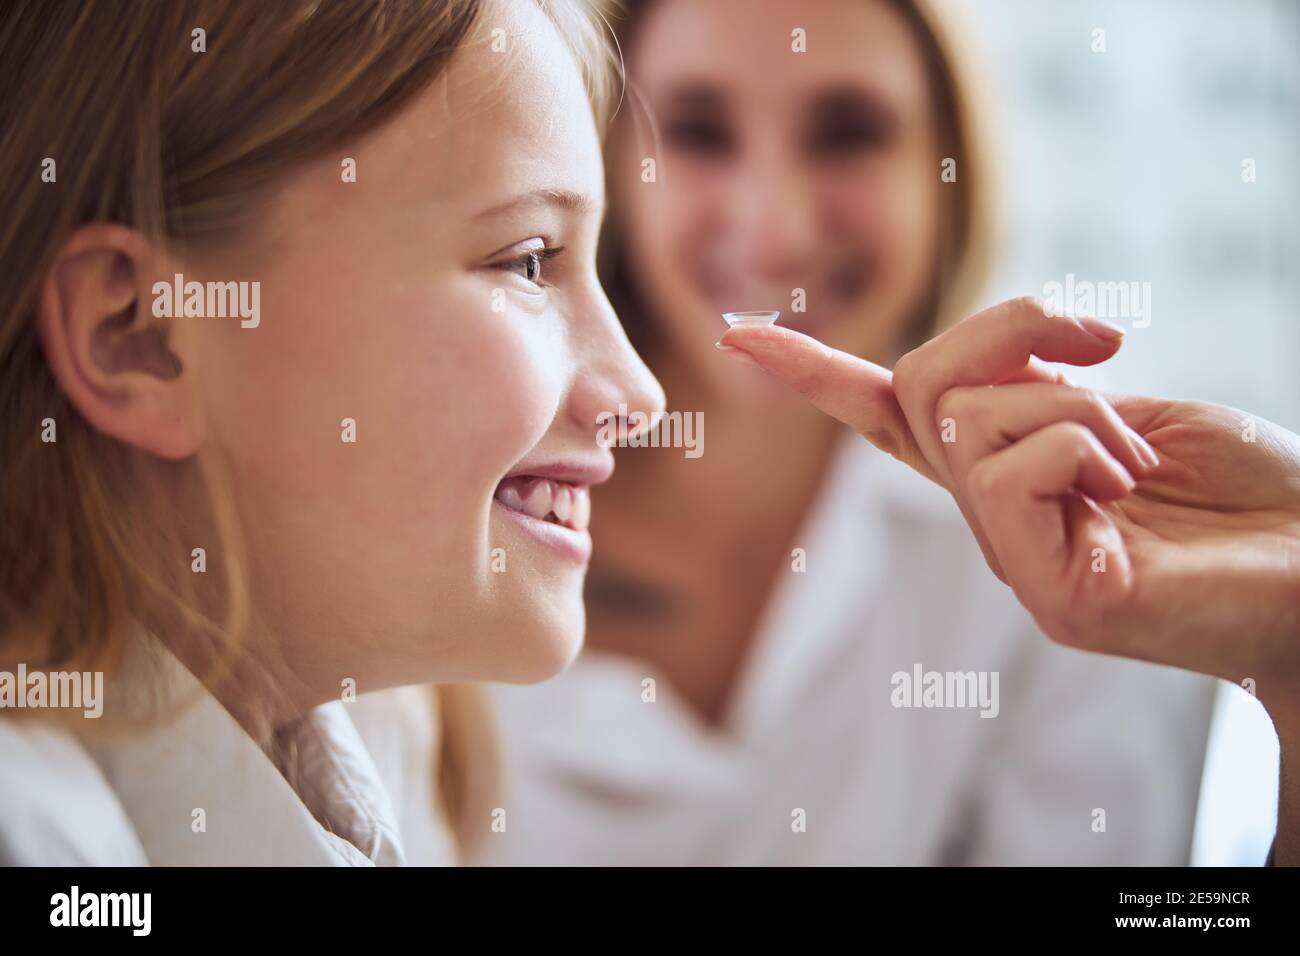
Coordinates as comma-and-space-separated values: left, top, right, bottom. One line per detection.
522, 251, 542, 282
506, 250, 542, 283
495, 244, 563, 286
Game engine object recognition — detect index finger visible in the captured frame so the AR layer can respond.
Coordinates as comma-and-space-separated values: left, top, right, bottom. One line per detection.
717, 323, 938, 483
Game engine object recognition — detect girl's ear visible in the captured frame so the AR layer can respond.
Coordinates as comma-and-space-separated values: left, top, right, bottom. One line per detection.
38, 224, 203, 459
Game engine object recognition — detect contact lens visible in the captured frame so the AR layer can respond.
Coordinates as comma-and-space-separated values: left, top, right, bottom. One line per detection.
722, 310, 781, 328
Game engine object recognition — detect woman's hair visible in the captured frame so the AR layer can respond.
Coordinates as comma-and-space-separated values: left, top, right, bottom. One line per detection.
599, 0, 999, 359
0, 0, 618, 856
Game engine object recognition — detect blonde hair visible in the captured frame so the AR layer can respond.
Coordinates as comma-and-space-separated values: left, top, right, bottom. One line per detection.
0, 0, 619, 855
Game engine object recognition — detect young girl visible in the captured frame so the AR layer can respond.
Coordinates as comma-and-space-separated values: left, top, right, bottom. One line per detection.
0, 0, 661, 864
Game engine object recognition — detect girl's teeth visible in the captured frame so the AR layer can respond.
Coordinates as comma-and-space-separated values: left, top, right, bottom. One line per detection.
570, 488, 590, 530
494, 477, 591, 532
552, 485, 572, 523
523, 480, 552, 522
499, 484, 525, 513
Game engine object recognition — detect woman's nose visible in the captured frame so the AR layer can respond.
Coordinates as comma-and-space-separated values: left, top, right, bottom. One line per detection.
725, 146, 818, 279
567, 290, 667, 444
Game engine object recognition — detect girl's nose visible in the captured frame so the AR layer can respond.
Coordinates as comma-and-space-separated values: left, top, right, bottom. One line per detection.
568, 290, 667, 444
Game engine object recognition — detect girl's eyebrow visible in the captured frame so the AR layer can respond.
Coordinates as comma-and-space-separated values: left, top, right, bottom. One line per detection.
471, 188, 601, 222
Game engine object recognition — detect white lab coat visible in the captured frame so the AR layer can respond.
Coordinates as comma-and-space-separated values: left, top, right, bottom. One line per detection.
473, 431, 1218, 865
0, 632, 456, 866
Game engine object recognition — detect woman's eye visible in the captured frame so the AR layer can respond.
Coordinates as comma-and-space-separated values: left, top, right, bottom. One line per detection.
664, 120, 735, 155
808, 121, 891, 157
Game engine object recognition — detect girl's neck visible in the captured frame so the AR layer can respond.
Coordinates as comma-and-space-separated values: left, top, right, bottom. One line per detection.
147, 611, 316, 747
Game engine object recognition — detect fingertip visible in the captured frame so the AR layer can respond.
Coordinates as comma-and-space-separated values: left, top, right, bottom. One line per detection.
1010, 296, 1126, 365
717, 322, 811, 355
1061, 315, 1126, 366
716, 325, 836, 386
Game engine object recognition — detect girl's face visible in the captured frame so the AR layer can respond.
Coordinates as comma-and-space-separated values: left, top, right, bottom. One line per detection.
175, 1, 664, 691
613, 0, 943, 373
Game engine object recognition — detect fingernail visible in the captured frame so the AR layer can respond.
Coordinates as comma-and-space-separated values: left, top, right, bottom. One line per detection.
715, 341, 761, 368
1079, 316, 1125, 342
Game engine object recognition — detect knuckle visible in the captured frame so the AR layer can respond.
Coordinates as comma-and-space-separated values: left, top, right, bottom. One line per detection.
1003, 294, 1055, 330
1055, 420, 1094, 448
933, 387, 962, 425
1077, 387, 1112, 424
966, 456, 1011, 500
891, 348, 921, 401
1012, 293, 1048, 319
858, 424, 901, 460
1050, 608, 1112, 653
1076, 386, 1104, 409
935, 386, 982, 433
1041, 615, 1090, 650
983, 551, 1008, 585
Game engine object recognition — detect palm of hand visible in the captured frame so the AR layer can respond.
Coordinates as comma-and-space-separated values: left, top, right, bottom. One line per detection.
1076, 395, 1300, 680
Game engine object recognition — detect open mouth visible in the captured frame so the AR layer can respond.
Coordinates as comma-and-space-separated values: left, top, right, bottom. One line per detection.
493, 476, 591, 533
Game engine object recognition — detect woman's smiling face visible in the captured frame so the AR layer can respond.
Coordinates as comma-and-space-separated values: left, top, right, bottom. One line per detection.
177, 0, 664, 692
611, 0, 943, 371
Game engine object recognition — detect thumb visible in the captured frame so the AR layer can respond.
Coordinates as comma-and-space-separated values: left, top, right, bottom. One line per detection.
718, 324, 938, 484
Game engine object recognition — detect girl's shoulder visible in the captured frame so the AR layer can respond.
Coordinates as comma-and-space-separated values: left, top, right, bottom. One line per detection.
0, 715, 149, 865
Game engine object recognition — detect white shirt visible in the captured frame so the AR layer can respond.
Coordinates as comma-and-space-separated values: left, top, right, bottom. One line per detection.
474, 432, 1219, 865
0, 632, 456, 866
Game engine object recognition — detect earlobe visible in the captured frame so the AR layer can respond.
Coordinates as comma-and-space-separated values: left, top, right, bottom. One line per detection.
38, 224, 203, 460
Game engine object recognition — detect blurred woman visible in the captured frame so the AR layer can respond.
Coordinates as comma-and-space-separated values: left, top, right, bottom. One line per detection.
475, 0, 1215, 865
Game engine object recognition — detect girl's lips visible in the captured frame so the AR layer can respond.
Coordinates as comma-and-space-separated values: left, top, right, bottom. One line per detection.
492, 496, 592, 564
492, 457, 611, 564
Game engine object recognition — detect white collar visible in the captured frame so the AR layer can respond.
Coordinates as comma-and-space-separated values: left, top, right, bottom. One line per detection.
79, 632, 405, 866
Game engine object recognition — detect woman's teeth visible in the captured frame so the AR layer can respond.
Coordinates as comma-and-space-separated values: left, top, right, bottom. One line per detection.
494, 476, 591, 532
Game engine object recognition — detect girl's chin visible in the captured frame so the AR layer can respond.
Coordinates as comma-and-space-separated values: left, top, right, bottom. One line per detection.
500, 615, 586, 684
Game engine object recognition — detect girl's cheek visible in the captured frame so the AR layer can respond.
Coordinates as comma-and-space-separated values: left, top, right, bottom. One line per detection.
446, 302, 567, 476
197, 272, 564, 524
343, 276, 567, 511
